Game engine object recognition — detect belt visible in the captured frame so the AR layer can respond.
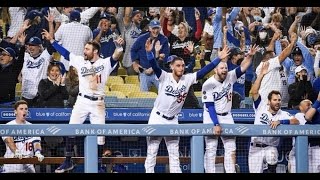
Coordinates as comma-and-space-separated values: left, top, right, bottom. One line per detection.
216, 112, 228, 116
250, 142, 269, 148
78, 93, 104, 101
156, 111, 175, 120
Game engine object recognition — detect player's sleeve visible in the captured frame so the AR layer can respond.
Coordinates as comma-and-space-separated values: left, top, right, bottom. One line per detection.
196, 56, 221, 80
253, 95, 262, 110
105, 57, 118, 74
228, 69, 239, 84
205, 102, 220, 126
202, 80, 214, 103
146, 51, 162, 78
269, 56, 281, 69
69, 53, 82, 70
51, 41, 71, 61
294, 113, 307, 125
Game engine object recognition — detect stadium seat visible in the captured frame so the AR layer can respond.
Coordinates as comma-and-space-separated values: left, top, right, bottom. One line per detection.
15, 83, 22, 100
107, 76, 124, 87
110, 84, 140, 96
149, 85, 158, 94
125, 75, 139, 85
105, 85, 110, 93
106, 91, 126, 98
194, 91, 202, 98
127, 91, 158, 98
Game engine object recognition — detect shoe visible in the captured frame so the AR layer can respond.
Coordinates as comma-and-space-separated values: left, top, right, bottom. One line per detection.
55, 160, 75, 173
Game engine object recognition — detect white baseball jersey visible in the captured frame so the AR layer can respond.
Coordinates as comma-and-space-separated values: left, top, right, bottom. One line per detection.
2, 120, 41, 158
69, 53, 117, 96
256, 56, 289, 107
152, 70, 197, 117
202, 69, 238, 124
291, 112, 306, 146
21, 49, 51, 99
251, 97, 292, 146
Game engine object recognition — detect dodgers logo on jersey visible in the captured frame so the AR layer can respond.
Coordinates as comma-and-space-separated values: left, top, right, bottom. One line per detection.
260, 113, 270, 125
81, 65, 105, 77
26, 58, 45, 69
13, 136, 32, 143
165, 85, 187, 103
212, 83, 232, 101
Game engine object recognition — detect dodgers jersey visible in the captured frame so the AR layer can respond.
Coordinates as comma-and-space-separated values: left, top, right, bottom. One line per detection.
69, 53, 117, 96
21, 49, 51, 99
2, 120, 41, 158
202, 69, 238, 114
153, 70, 197, 117
251, 96, 292, 146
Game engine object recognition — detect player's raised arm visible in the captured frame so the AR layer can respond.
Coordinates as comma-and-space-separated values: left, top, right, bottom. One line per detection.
278, 32, 298, 63
196, 46, 230, 80
305, 92, 320, 122
251, 61, 269, 103
145, 38, 162, 78
109, 36, 125, 67
41, 29, 71, 61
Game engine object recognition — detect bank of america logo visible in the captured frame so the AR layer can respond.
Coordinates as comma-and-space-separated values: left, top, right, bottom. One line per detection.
235, 125, 249, 134
142, 126, 156, 134
46, 126, 61, 135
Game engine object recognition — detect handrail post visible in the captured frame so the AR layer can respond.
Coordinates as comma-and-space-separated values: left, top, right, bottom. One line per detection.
84, 136, 98, 173
190, 136, 204, 173
295, 136, 308, 173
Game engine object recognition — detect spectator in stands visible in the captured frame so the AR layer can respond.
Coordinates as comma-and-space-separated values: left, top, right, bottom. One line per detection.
300, 7, 320, 31
37, 61, 68, 107
313, 44, 320, 95
226, 47, 246, 109
5, 7, 27, 39
160, 7, 179, 37
256, 33, 298, 108
21, 35, 54, 107
1, 100, 44, 173
201, 8, 215, 47
131, 19, 170, 92
0, 31, 26, 105
65, 66, 79, 107
288, 65, 316, 109
304, 92, 320, 173
120, 8, 142, 75
93, 13, 120, 75
54, 10, 93, 70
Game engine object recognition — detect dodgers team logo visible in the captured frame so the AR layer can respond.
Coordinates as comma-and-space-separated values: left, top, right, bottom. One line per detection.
165, 85, 187, 103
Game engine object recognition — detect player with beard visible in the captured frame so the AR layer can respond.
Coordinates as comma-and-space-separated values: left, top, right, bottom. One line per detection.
144, 38, 230, 173
1, 100, 44, 173
248, 62, 298, 173
202, 44, 259, 173
41, 29, 124, 173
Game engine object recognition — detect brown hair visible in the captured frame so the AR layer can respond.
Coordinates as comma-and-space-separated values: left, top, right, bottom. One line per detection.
66, 66, 79, 87
14, 100, 28, 110
87, 40, 101, 54
47, 63, 62, 76
268, 90, 281, 101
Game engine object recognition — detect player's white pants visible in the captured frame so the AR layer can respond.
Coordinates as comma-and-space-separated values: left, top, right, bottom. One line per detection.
69, 96, 106, 145
3, 164, 35, 173
145, 108, 181, 173
248, 145, 278, 173
309, 145, 320, 173
145, 136, 181, 173
204, 136, 236, 173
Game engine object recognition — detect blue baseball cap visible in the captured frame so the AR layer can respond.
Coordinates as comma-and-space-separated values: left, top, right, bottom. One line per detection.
27, 36, 42, 46
26, 10, 42, 20
257, 26, 267, 32
149, 19, 161, 28
0, 47, 16, 57
100, 12, 111, 20
207, 8, 216, 16
70, 10, 81, 22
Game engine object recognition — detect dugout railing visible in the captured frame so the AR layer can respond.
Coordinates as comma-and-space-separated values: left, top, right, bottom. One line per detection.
0, 124, 315, 173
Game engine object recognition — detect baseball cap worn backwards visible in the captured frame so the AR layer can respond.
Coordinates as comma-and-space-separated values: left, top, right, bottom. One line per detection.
26, 10, 42, 20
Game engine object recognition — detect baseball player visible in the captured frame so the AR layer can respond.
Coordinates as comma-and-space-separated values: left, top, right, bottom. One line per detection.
42, 29, 124, 173
202, 44, 259, 173
288, 99, 311, 173
304, 92, 320, 173
248, 62, 298, 173
1, 100, 44, 173
144, 38, 230, 173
